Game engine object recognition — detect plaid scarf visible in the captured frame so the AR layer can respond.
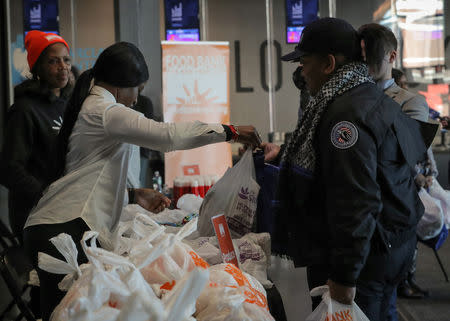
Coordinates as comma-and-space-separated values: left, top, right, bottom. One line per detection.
282, 62, 374, 174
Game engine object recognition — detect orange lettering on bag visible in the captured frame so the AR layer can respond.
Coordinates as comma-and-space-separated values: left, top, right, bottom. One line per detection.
325, 310, 352, 321
189, 251, 210, 269
160, 280, 176, 291
336, 311, 345, 321
224, 264, 248, 286
108, 300, 118, 308
223, 264, 269, 310
344, 309, 353, 321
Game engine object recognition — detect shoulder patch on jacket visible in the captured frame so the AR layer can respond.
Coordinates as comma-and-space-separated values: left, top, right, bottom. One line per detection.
331, 121, 358, 149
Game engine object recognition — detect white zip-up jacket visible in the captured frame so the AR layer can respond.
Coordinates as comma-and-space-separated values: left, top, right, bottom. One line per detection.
25, 85, 226, 248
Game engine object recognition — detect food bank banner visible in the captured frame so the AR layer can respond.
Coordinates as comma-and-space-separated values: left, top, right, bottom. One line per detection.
162, 41, 232, 187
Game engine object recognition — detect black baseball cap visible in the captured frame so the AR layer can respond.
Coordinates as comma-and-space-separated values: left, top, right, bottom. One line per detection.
281, 17, 360, 62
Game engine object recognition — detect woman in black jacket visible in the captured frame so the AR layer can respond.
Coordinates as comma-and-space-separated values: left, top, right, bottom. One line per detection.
1, 30, 72, 241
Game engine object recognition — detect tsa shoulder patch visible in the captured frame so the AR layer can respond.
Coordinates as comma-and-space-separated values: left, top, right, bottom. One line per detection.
330, 121, 358, 149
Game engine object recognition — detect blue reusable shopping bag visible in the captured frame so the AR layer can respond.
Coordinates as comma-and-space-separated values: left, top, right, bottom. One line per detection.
253, 150, 280, 236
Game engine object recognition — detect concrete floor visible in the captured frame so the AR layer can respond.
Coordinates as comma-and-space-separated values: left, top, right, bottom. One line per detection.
268, 240, 450, 321
397, 241, 450, 321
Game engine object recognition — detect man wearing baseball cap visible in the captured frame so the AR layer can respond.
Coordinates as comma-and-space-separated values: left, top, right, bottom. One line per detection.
262, 18, 434, 320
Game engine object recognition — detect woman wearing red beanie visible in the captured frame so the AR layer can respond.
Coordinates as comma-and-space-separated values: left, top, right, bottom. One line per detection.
1, 30, 72, 243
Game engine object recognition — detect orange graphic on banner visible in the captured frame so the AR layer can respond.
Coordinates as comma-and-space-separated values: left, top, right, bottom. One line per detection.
177, 80, 220, 107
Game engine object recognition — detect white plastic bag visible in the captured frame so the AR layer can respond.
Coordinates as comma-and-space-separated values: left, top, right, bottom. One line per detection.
417, 187, 444, 240
138, 219, 210, 290
47, 231, 162, 321
306, 286, 370, 321
40, 227, 211, 321
185, 233, 273, 288
162, 267, 209, 321
177, 194, 204, 214
194, 263, 274, 321
198, 149, 260, 237
115, 268, 209, 321
428, 177, 450, 228
121, 202, 198, 229
140, 239, 205, 286
113, 211, 166, 256
183, 237, 223, 266
38, 233, 82, 291
115, 212, 209, 294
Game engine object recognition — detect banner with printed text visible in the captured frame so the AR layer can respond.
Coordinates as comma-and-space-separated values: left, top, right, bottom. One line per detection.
162, 41, 232, 186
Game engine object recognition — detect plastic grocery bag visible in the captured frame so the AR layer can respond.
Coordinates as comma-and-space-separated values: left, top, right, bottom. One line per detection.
43, 231, 208, 321
183, 237, 223, 266
417, 187, 444, 240
47, 231, 162, 321
194, 263, 274, 321
161, 267, 209, 321
177, 194, 204, 214
113, 211, 166, 256
38, 233, 83, 291
428, 177, 450, 228
115, 268, 209, 321
137, 219, 211, 292
186, 233, 273, 288
198, 149, 260, 237
114, 211, 209, 296
306, 286, 370, 321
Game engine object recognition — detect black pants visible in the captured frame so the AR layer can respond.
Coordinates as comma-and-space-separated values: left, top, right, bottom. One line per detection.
23, 218, 90, 321
306, 236, 416, 321
8, 193, 35, 243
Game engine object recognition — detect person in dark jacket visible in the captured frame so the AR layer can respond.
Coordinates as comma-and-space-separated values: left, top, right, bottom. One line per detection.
358, 23, 439, 321
133, 93, 164, 187
1, 31, 72, 240
261, 18, 433, 321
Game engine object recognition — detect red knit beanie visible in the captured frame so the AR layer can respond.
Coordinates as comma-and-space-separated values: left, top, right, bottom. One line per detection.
25, 30, 70, 71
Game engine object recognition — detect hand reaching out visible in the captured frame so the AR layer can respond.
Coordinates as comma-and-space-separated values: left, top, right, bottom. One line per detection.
260, 142, 281, 162
134, 188, 171, 213
234, 126, 262, 148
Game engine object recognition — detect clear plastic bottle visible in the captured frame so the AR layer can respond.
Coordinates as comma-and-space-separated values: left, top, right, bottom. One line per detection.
152, 171, 163, 193
191, 178, 200, 196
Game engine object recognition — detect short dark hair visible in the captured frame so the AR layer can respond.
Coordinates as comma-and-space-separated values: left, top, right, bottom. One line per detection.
358, 23, 397, 69
392, 68, 404, 83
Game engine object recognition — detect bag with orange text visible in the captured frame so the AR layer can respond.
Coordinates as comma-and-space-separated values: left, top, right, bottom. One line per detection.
306, 286, 370, 321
